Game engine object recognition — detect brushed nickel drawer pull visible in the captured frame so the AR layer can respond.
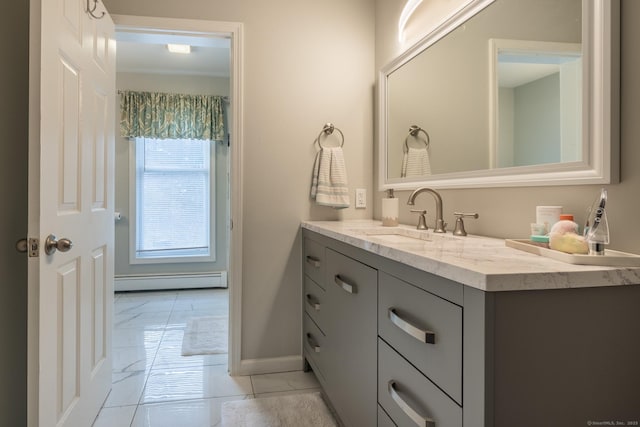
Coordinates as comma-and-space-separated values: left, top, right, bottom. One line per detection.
306, 294, 321, 311
388, 308, 436, 344
334, 274, 356, 294
306, 256, 321, 268
306, 333, 321, 353
388, 380, 436, 427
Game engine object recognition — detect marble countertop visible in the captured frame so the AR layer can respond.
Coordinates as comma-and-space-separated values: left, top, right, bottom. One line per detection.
301, 220, 640, 292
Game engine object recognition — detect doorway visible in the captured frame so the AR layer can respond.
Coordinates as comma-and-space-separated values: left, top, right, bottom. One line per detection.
111, 15, 244, 375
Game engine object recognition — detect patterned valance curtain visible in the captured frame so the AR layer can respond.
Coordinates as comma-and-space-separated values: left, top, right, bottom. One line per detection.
119, 90, 226, 141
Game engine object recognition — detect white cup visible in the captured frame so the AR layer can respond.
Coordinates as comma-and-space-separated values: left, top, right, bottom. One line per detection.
530, 223, 547, 236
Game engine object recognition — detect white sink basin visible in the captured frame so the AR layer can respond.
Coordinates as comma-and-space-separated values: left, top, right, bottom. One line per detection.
352, 227, 434, 243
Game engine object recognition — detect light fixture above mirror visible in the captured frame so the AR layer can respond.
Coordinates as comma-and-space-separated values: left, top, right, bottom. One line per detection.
378, 0, 619, 190
398, 0, 423, 43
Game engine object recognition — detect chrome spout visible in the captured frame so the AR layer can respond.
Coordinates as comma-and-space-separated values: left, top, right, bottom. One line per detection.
407, 187, 447, 233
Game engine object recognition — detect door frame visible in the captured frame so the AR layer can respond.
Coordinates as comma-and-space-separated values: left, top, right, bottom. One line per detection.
112, 14, 244, 375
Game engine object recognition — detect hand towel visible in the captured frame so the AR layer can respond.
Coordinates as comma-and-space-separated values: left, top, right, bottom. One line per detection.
401, 146, 432, 177
311, 147, 350, 209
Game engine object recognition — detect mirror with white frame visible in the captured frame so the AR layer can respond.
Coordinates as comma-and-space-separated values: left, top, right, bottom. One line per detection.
378, 0, 619, 190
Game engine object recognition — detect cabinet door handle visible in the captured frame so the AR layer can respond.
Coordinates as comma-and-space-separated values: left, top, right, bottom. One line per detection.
306, 333, 321, 352
388, 308, 435, 344
334, 274, 357, 294
388, 380, 436, 427
305, 294, 321, 311
306, 256, 321, 268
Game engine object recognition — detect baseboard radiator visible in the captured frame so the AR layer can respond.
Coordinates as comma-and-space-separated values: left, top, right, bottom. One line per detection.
114, 271, 227, 292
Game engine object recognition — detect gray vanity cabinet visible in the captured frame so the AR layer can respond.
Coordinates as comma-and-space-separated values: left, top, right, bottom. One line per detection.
303, 226, 640, 427
302, 235, 378, 427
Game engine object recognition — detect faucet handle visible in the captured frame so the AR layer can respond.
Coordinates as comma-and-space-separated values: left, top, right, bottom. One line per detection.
410, 209, 428, 230
452, 212, 479, 236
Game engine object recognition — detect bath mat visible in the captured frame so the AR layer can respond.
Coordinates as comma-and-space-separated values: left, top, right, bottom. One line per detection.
221, 392, 337, 427
181, 316, 228, 356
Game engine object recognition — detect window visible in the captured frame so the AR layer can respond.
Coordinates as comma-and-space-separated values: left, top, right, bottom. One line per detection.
130, 137, 215, 263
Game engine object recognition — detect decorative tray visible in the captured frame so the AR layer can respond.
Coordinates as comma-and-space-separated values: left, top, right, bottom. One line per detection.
504, 239, 640, 267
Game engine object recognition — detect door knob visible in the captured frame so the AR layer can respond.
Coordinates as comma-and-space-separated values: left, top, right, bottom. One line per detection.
45, 234, 73, 255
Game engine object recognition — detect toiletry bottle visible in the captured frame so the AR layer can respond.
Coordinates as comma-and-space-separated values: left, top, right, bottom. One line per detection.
586, 209, 609, 255
382, 189, 399, 227
584, 188, 609, 255
559, 214, 576, 232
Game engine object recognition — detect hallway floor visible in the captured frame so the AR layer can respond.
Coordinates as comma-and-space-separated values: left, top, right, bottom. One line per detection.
92, 288, 320, 426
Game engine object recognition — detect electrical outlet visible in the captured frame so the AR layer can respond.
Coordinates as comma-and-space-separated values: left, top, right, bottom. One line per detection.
355, 188, 366, 208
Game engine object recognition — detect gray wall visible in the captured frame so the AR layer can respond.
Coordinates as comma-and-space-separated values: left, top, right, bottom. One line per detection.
104, 0, 375, 360
375, 0, 640, 256
0, 0, 28, 424
115, 72, 230, 276
514, 72, 561, 166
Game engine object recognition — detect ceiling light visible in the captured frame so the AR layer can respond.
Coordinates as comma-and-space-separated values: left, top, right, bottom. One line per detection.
167, 43, 191, 54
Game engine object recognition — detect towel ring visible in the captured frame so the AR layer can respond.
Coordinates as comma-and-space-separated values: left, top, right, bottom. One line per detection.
316, 123, 344, 149
404, 125, 430, 153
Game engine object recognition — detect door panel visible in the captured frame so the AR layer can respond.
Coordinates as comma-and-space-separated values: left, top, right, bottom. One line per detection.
59, 57, 81, 211
29, 0, 115, 425
59, 259, 80, 417
90, 246, 107, 372
91, 89, 108, 209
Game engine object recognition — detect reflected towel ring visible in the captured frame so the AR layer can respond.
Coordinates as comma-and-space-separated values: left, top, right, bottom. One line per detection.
316, 123, 345, 149
404, 125, 430, 152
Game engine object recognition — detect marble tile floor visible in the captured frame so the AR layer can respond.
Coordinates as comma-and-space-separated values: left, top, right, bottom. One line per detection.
93, 288, 321, 427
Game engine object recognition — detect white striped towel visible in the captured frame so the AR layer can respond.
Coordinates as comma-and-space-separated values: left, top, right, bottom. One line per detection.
401, 146, 432, 177
311, 147, 350, 209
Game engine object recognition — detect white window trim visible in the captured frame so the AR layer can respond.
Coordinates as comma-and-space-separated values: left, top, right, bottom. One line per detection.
128, 137, 216, 265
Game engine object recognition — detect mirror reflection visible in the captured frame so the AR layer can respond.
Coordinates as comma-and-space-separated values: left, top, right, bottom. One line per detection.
385, 0, 582, 182
492, 39, 582, 169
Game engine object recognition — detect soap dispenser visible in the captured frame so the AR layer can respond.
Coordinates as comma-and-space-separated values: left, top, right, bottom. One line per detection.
382, 189, 399, 227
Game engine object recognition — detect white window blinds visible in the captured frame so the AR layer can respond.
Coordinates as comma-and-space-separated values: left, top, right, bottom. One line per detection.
133, 137, 215, 261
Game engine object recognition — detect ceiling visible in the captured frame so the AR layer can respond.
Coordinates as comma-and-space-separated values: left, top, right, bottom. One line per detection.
115, 30, 231, 77
498, 62, 561, 88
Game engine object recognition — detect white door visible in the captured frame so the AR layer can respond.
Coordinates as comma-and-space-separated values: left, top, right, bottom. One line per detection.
28, 0, 116, 425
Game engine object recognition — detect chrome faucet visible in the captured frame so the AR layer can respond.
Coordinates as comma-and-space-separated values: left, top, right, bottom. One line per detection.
407, 187, 447, 233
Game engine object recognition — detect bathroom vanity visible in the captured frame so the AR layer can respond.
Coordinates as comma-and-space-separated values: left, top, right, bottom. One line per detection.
301, 220, 640, 427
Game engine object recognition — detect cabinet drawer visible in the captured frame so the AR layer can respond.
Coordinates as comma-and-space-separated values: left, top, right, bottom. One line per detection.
378, 405, 397, 427
379, 339, 462, 427
325, 248, 376, 302
304, 237, 325, 288
379, 271, 462, 404
303, 313, 327, 380
304, 276, 327, 332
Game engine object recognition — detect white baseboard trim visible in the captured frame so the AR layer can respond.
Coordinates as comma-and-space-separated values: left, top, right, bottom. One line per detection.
114, 271, 227, 292
237, 355, 304, 376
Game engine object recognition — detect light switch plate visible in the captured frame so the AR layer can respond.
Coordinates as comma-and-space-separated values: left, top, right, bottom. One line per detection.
355, 188, 366, 208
